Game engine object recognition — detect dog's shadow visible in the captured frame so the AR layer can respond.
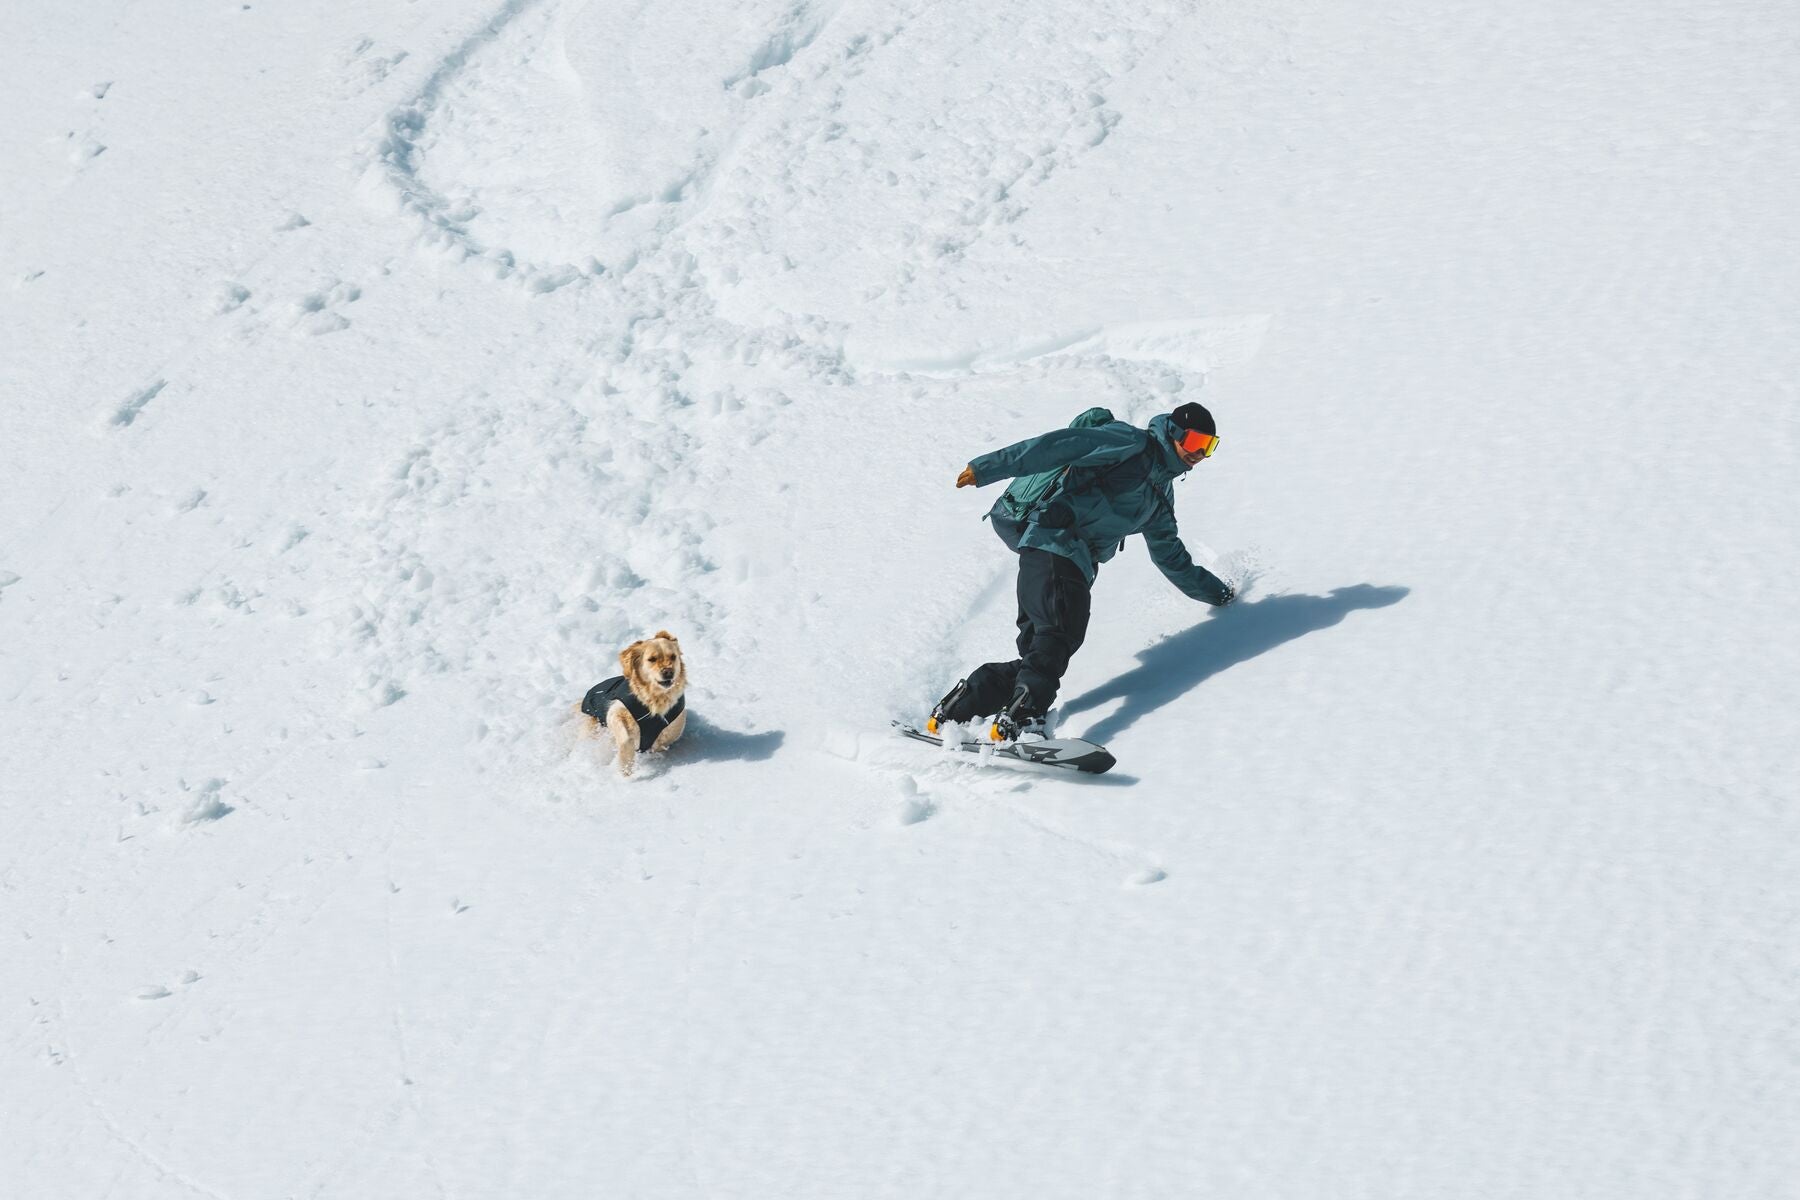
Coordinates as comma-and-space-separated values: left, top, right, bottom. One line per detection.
677, 713, 785, 764
1060, 583, 1410, 746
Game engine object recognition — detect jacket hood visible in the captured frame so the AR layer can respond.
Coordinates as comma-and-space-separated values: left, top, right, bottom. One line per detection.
1146, 413, 1194, 477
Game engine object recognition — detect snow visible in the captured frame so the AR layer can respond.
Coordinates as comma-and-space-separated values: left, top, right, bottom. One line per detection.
3, 0, 1798, 1195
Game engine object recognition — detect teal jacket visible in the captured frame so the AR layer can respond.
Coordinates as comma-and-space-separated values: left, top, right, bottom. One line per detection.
971, 414, 1232, 605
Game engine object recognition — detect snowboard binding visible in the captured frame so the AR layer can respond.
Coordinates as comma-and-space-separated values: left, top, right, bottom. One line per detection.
989, 682, 1049, 744
931, 677, 1049, 744
927, 677, 977, 736
989, 711, 1047, 744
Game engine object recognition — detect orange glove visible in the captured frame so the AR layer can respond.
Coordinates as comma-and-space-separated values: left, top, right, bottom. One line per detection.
955, 465, 976, 488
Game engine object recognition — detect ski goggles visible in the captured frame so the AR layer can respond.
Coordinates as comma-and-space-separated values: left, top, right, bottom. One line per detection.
1174, 427, 1220, 457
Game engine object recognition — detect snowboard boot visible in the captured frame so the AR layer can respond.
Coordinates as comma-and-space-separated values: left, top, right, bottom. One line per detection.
927, 678, 977, 736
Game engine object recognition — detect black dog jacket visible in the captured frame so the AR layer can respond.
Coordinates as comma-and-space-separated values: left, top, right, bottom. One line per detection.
581, 676, 686, 752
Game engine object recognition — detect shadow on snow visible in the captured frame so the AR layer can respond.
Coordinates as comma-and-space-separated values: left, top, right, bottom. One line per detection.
679, 714, 785, 763
1059, 583, 1410, 746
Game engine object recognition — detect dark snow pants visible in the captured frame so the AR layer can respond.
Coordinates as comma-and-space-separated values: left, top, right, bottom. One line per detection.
949, 548, 1093, 721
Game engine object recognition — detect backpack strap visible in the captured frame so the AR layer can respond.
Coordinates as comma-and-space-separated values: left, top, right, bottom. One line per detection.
1063, 429, 1158, 500
1064, 431, 1172, 552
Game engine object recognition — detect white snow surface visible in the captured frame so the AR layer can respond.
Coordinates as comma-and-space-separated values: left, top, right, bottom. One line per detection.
4, 0, 1798, 1195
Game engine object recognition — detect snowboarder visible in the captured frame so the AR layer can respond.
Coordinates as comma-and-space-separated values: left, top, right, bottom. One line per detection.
930, 401, 1235, 743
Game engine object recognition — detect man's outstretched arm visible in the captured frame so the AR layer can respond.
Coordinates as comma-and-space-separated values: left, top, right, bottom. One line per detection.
1143, 506, 1234, 606
957, 424, 1147, 488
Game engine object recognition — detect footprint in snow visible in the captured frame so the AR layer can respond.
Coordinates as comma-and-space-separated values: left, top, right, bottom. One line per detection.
214, 283, 250, 314
359, 677, 406, 710
67, 133, 106, 165
338, 37, 409, 95
291, 280, 360, 335
135, 972, 199, 1001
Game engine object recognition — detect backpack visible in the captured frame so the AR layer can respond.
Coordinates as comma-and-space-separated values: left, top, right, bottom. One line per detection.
988, 406, 1146, 552
991, 406, 1118, 523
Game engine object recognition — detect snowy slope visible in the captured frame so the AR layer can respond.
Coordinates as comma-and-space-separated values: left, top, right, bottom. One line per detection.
4, 0, 1798, 1196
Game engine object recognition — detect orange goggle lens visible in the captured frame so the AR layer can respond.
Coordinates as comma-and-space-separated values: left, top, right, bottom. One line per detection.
1176, 428, 1220, 457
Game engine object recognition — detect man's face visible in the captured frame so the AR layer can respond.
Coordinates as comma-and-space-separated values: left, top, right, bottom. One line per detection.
1171, 425, 1218, 468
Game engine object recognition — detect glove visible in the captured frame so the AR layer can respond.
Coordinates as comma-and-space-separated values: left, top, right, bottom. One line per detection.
955, 465, 977, 488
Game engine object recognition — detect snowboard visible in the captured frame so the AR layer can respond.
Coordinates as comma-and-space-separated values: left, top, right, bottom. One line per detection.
891, 719, 1116, 775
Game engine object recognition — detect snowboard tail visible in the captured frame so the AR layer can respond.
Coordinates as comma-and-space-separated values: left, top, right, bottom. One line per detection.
891, 720, 1116, 775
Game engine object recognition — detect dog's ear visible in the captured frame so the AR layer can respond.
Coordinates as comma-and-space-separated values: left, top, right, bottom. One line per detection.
654, 630, 677, 643
619, 641, 644, 677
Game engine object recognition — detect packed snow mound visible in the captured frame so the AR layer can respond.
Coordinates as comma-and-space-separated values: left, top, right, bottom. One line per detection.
3, 0, 1797, 1197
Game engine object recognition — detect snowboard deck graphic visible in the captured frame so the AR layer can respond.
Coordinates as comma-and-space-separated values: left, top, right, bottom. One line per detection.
891, 720, 1116, 775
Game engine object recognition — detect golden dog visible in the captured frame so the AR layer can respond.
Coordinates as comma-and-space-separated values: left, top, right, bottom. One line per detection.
576, 631, 688, 777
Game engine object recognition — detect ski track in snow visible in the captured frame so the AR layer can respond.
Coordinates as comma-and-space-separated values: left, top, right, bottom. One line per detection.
6, 0, 1254, 835
342, 0, 861, 771
344, 0, 1222, 850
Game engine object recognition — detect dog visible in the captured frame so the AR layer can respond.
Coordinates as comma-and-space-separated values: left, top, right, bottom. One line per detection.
576, 631, 688, 777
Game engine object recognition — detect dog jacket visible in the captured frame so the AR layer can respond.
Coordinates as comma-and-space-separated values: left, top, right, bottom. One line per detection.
581, 676, 686, 752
